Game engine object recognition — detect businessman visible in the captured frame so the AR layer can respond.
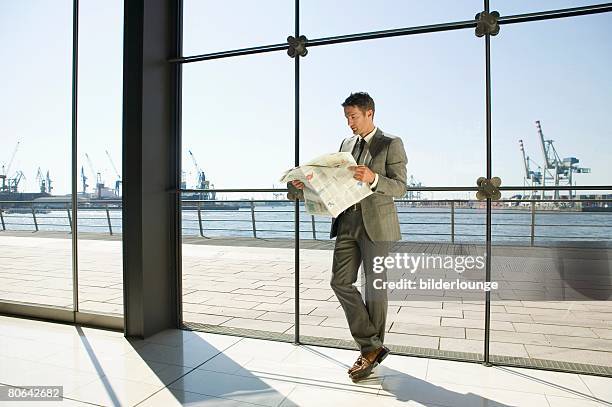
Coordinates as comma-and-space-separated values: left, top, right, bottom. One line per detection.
289, 92, 408, 381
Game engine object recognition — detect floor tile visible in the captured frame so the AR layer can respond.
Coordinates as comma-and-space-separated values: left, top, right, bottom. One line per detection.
138, 387, 262, 406
64, 375, 164, 406
580, 374, 612, 402
426, 359, 594, 399
379, 376, 550, 407
168, 369, 296, 407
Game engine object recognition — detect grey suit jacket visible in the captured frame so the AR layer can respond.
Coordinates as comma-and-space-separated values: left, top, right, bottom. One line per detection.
288, 128, 408, 242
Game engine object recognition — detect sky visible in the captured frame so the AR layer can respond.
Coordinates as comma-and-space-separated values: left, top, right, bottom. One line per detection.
1, 0, 611, 199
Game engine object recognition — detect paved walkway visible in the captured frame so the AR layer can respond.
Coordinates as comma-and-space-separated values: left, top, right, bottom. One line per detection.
0, 232, 611, 369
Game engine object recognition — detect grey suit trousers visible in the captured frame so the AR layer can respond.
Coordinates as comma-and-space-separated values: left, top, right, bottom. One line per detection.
330, 208, 390, 354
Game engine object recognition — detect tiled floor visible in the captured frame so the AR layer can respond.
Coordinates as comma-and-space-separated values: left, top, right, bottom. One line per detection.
0, 316, 611, 406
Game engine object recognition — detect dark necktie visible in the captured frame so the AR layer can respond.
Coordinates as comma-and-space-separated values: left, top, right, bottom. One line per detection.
354, 138, 366, 165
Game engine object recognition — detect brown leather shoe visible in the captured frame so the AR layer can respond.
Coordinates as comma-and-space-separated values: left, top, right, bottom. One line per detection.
349, 346, 390, 381
372, 345, 390, 366
363, 345, 390, 366
349, 357, 375, 382
347, 355, 365, 374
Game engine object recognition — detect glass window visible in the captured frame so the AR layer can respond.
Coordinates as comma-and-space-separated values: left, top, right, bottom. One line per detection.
181, 52, 296, 336
183, 0, 294, 56
299, 31, 487, 357
77, 0, 124, 316
302, 0, 482, 40
0, 0, 74, 309
491, 13, 612, 369
182, 52, 293, 193
492, 13, 612, 189
301, 29, 485, 188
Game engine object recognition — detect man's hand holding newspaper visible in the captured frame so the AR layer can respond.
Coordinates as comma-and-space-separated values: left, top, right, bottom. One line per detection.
279, 152, 373, 217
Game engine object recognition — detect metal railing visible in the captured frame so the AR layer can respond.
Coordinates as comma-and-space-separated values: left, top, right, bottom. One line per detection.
2, 198, 611, 245
0, 199, 122, 235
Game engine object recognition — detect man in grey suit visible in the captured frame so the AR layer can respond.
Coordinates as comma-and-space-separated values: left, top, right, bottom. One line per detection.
289, 92, 407, 381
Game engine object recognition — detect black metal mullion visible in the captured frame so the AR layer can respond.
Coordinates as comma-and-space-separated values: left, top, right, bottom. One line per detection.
294, 0, 301, 345
173, 0, 184, 329
483, 0, 492, 366
307, 20, 476, 47
71, 0, 80, 318
170, 43, 287, 64
499, 185, 612, 191
180, 185, 612, 194
499, 2, 612, 25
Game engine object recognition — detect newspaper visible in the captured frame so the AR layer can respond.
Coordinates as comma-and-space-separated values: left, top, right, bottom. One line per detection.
279, 152, 373, 217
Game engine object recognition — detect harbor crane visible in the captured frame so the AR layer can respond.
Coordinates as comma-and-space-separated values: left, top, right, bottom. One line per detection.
36, 168, 49, 193
46, 170, 53, 194
1, 141, 20, 193
535, 121, 590, 200
5, 171, 25, 193
188, 150, 215, 200
85, 153, 104, 199
81, 166, 89, 195
105, 150, 122, 196
405, 175, 423, 200
34, 168, 53, 194
519, 139, 542, 199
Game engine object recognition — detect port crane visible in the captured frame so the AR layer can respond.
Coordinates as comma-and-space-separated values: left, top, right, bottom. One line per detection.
535, 121, 590, 200
46, 171, 53, 194
36, 168, 44, 193
5, 171, 25, 193
405, 175, 423, 200
35, 168, 53, 194
1, 141, 20, 193
80, 166, 89, 194
519, 139, 542, 199
85, 153, 104, 199
188, 150, 215, 200
105, 150, 122, 196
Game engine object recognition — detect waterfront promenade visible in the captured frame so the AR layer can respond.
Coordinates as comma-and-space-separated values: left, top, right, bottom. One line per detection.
1, 231, 611, 371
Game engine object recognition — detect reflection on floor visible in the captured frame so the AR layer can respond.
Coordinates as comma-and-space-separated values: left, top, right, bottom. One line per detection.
0, 315, 611, 406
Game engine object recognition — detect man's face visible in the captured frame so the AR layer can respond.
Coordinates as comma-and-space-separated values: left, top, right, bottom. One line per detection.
344, 105, 373, 136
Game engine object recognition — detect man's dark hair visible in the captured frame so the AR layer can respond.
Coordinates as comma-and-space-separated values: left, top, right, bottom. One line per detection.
342, 92, 375, 115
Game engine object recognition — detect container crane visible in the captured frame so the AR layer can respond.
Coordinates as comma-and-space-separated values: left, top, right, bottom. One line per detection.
535, 121, 590, 200
188, 150, 214, 200
105, 150, 122, 197
81, 166, 89, 195
1, 141, 20, 193
46, 170, 53, 194
34, 168, 52, 194
519, 139, 542, 199
6, 171, 25, 193
85, 153, 104, 199
36, 167, 46, 193
405, 175, 423, 200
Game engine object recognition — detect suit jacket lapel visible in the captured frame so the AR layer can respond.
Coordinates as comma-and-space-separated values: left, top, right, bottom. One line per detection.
368, 128, 385, 160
